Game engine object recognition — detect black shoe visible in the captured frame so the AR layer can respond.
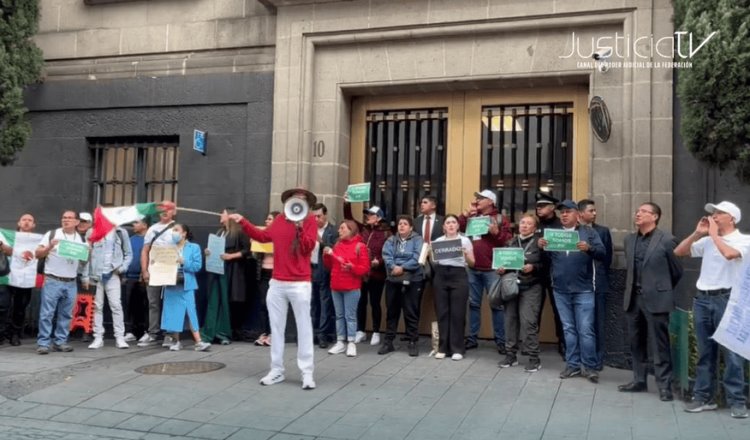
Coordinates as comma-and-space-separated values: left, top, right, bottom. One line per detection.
52, 343, 74, 352
378, 341, 395, 355
9, 334, 21, 346
407, 341, 418, 357
618, 382, 648, 392
81, 333, 92, 343
318, 339, 329, 349
524, 358, 541, 373
465, 339, 478, 350
659, 388, 674, 402
498, 354, 518, 368
497, 345, 507, 355
559, 366, 581, 379
582, 368, 599, 383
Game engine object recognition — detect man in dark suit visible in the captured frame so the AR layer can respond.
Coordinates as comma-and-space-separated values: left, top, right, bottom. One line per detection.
414, 195, 444, 244
310, 203, 338, 349
618, 202, 683, 401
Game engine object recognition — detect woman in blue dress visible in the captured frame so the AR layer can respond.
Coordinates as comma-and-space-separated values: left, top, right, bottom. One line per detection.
162, 223, 211, 351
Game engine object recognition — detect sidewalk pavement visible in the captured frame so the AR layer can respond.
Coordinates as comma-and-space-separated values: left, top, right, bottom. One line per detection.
0, 337, 747, 440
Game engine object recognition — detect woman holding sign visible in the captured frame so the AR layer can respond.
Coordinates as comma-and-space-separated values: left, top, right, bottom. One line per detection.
161, 224, 211, 352
497, 213, 544, 372
431, 214, 474, 360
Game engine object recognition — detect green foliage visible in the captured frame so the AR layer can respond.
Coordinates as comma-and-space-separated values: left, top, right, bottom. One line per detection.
675, 0, 750, 183
0, 0, 43, 165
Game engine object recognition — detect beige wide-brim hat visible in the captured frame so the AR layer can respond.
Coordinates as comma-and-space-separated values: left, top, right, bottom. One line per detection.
280, 188, 317, 206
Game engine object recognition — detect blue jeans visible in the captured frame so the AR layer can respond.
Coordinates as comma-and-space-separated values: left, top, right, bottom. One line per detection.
693, 292, 747, 406
332, 290, 361, 342
37, 278, 77, 347
554, 290, 597, 370
467, 269, 504, 347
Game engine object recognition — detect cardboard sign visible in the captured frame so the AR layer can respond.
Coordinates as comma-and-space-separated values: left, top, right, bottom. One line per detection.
466, 216, 491, 237
431, 239, 464, 262
543, 229, 580, 252
57, 240, 90, 261
492, 248, 525, 270
251, 241, 274, 254
148, 246, 179, 286
346, 182, 371, 202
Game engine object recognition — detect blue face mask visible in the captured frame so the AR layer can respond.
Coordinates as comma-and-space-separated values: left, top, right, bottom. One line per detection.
172, 232, 182, 244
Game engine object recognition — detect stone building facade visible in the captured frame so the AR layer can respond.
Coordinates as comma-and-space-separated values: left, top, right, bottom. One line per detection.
4, 0, 711, 347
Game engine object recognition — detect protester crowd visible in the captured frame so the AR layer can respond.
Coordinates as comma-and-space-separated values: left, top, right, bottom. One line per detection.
0, 189, 747, 417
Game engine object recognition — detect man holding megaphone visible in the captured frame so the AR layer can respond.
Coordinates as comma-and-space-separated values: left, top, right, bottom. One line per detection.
229, 188, 318, 390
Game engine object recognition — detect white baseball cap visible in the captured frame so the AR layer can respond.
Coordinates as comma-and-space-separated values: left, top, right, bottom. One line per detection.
474, 189, 497, 206
79, 212, 93, 222
705, 201, 741, 224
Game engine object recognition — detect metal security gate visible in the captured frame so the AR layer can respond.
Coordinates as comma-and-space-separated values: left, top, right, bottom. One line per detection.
365, 109, 448, 224
481, 103, 573, 222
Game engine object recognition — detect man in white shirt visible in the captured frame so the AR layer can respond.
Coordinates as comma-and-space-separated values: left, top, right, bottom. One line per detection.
35, 210, 87, 354
675, 201, 750, 419
0, 214, 39, 346
137, 201, 177, 347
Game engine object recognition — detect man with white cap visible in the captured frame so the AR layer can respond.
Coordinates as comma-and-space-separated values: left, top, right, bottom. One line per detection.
459, 189, 512, 353
675, 201, 750, 418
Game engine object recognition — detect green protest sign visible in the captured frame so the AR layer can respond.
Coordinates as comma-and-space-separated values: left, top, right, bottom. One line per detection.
543, 229, 580, 252
492, 248, 525, 270
57, 240, 90, 261
466, 216, 491, 237
346, 183, 371, 202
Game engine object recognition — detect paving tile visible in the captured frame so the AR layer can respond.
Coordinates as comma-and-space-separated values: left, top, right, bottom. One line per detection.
152, 418, 203, 436
0, 400, 38, 416
187, 423, 240, 440
225, 427, 276, 440
17, 403, 69, 420
82, 409, 135, 428
50, 407, 101, 423
116, 414, 169, 431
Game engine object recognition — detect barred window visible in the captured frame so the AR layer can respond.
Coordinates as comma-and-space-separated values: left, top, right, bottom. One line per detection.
90, 136, 179, 206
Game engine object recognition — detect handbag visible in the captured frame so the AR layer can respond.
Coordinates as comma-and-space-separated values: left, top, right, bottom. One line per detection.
500, 272, 519, 302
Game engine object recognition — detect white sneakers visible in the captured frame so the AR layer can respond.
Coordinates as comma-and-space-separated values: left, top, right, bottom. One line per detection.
434, 352, 446, 359
260, 371, 285, 386
328, 341, 346, 355
302, 374, 316, 390
162, 335, 175, 347
451, 353, 463, 361
88, 338, 104, 349
346, 342, 356, 357
115, 338, 129, 349
123, 333, 137, 342
354, 331, 366, 343
370, 332, 381, 346
194, 341, 211, 352
169, 341, 183, 351
137, 334, 157, 347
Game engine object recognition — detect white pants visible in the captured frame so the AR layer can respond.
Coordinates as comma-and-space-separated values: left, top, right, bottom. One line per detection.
93, 273, 125, 339
267, 279, 314, 376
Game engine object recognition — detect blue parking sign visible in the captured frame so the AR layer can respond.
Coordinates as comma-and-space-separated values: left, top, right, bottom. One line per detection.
193, 129, 207, 155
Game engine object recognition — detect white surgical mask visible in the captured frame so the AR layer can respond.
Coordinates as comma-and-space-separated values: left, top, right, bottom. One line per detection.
172, 232, 182, 244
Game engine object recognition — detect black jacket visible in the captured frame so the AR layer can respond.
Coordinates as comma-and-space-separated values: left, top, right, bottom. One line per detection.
623, 228, 683, 314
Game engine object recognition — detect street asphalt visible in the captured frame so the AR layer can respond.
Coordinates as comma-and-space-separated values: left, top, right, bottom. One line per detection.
0, 336, 748, 440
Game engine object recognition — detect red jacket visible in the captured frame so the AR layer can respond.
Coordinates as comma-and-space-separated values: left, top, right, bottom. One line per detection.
323, 235, 371, 291
458, 208, 512, 270
239, 214, 317, 282
343, 202, 391, 280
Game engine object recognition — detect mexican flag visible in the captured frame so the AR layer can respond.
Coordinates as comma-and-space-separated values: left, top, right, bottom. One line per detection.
89, 203, 162, 242
0, 228, 15, 285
